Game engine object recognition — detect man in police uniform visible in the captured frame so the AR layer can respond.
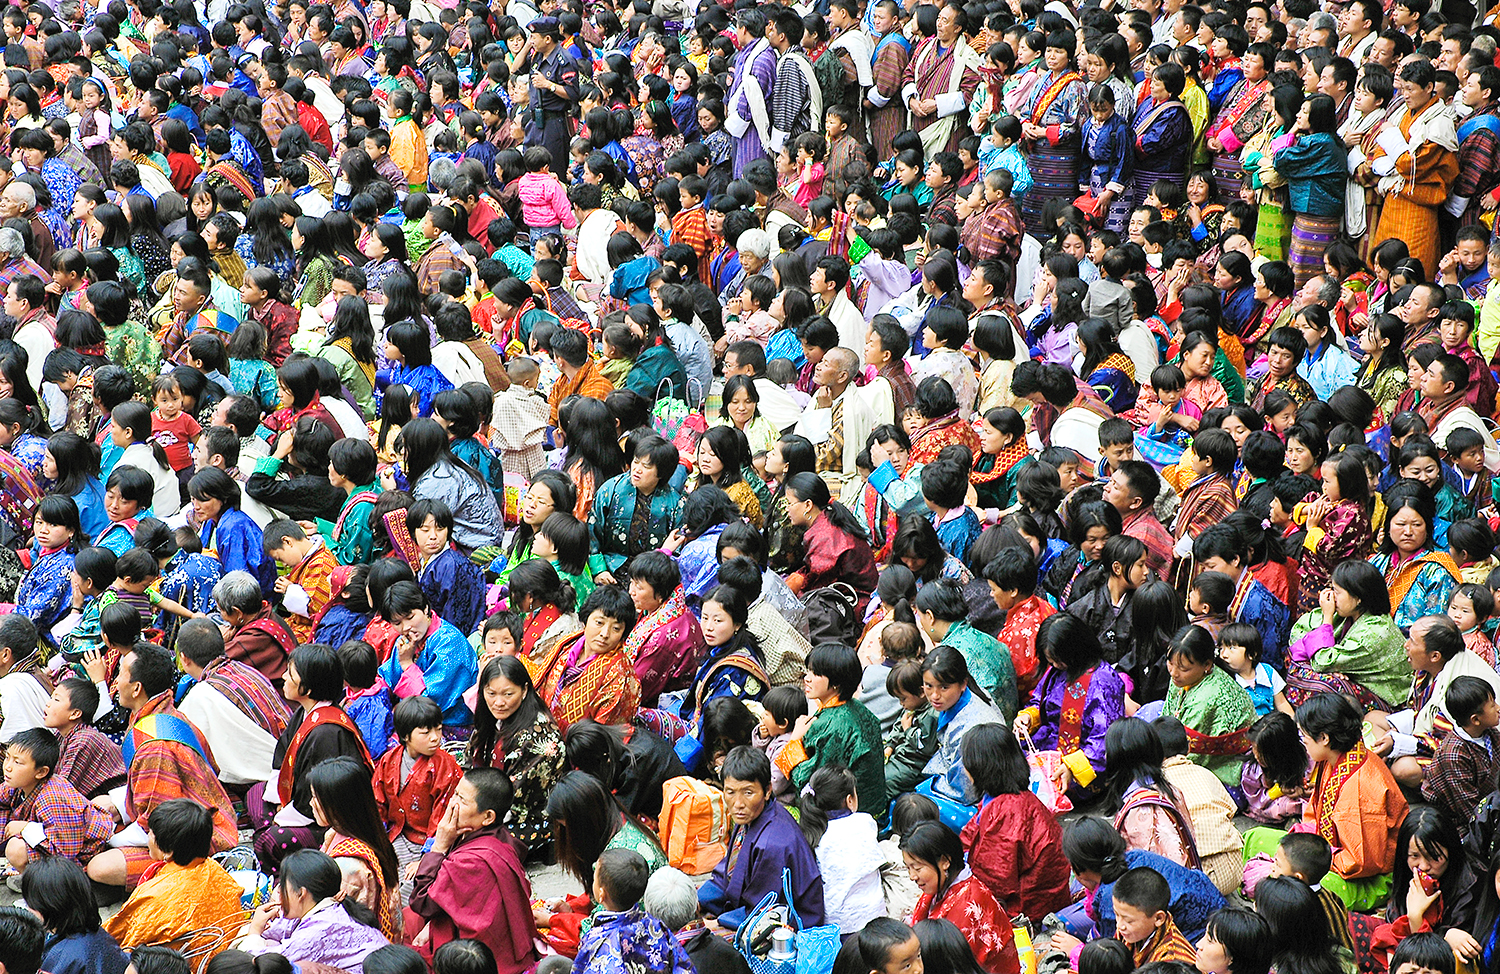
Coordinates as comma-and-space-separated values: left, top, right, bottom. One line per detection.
526, 16, 580, 179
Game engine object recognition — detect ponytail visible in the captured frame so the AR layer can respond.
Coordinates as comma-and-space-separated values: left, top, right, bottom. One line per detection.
797, 765, 857, 850
784, 471, 869, 543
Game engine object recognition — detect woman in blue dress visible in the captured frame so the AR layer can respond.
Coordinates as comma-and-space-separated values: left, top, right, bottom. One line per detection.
406, 498, 486, 639
134, 517, 221, 636
380, 320, 453, 417
1077, 319, 1138, 412
15, 495, 81, 647
188, 466, 275, 595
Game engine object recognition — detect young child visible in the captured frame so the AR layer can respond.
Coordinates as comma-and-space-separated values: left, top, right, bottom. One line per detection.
371, 694, 462, 900
921, 457, 982, 565
1134, 365, 1201, 470
1217, 623, 1292, 718
1079, 87, 1129, 232
516, 146, 576, 243
979, 114, 1032, 198
1420, 675, 1500, 829
1110, 866, 1197, 965
1438, 300, 1497, 417
1446, 428, 1493, 517
263, 519, 338, 642
40, 677, 124, 800
883, 656, 938, 796
793, 132, 826, 210
1186, 571, 1234, 642
1451, 519, 1497, 585
754, 684, 808, 806
339, 639, 394, 760
55, 546, 119, 662
1448, 583, 1497, 667
574, 848, 692, 970
1268, 832, 1356, 953
532, 512, 592, 615
150, 374, 202, 485
0, 727, 114, 873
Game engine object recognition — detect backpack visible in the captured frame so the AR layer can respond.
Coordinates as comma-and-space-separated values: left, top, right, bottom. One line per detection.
658, 775, 728, 875
803, 582, 859, 647
811, 49, 845, 132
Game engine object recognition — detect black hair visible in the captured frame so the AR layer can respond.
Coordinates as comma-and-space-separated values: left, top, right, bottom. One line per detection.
19, 858, 99, 938
147, 798, 216, 864
1295, 692, 1363, 753
720, 744, 772, 790
1111, 866, 1171, 914
805, 643, 862, 701
961, 723, 1029, 797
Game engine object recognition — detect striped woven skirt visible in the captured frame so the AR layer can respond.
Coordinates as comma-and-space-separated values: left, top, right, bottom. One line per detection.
1289, 212, 1342, 290
1210, 153, 1246, 201
1131, 165, 1186, 209
1019, 137, 1080, 234
1254, 203, 1291, 262
1090, 170, 1133, 234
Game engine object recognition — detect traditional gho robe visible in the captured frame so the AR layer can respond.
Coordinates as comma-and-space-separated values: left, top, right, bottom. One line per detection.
1305, 742, 1408, 879
1161, 664, 1254, 789
55, 723, 125, 799
104, 857, 246, 956
1450, 103, 1500, 227
701, 799, 826, 926
901, 35, 982, 157
770, 46, 821, 155
178, 656, 291, 786
829, 26, 874, 142
1372, 96, 1459, 279
409, 824, 539, 974
1229, 568, 1292, 669
868, 29, 913, 160
726, 37, 778, 177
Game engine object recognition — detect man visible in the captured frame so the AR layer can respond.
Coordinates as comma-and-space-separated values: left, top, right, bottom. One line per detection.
1398, 280, 1446, 351
211, 570, 297, 684
1338, 0, 1382, 65
1104, 459, 1174, 577
827, 0, 873, 143
525, 17, 580, 178
723, 341, 802, 432
698, 746, 824, 927
239, 266, 297, 366
157, 262, 216, 364
743, 160, 808, 241
925, 151, 965, 226
0, 183, 53, 268
4, 275, 54, 392
83, 642, 237, 891
645, 868, 753, 974
1450, 66, 1500, 228
725, 10, 778, 178
175, 617, 291, 789
1367, 614, 1500, 787
863, 317, 917, 420
193, 425, 275, 527
0, 616, 47, 742
866, 0, 912, 161
797, 346, 878, 493
415, 205, 471, 296
108, 123, 174, 201
571, 182, 617, 292
546, 327, 612, 425
407, 769, 540, 973
1193, 523, 1292, 665
767, 9, 820, 156
902, 2, 982, 157
811, 256, 864, 352
1419, 354, 1500, 472
1318, 57, 1356, 125
1372, 60, 1459, 280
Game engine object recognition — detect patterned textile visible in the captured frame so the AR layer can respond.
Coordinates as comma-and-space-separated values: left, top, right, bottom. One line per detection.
372, 745, 461, 844
16, 546, 73, 645
1124, 508, 1175, 579
1131, 98, 1193, 205
909, 414, 982, 467
1289, 214, 1343, 291
1296, 496, 1374, 614
55, 723, 124, 799
419, 546, 485, 639
574, 907, 695, 974
1371, 100, 1459, 280
466, 716, 564, 854
324, 833, 400, 941
1162, 665, 1254, 787
1127, 916, 1199, 967
124, 694, 238, 857
531, 634, 641, 732
1285, 609, 1409, 710
912, 874, 1020, 974
1421, 728, 1499, 830
1086, 353, 1138, 412
199, 656, 291, 741
0, 774, 113, 863
586, 474, 685, 577
1250, 369, 1316, 412
960, 198, 1024, 266
1371, 549, 1462, 635
1173, 473, 1237, 541
680, 641, 770, 728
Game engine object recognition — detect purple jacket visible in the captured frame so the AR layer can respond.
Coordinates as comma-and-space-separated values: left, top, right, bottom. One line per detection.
255, 900, 388, 970
709, 799, 825, 926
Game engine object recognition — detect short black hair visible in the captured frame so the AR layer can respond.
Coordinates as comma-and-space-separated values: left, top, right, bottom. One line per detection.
394, 695, 444, 741
721, 744, 772, 790
1446, 674, 1496, 726
147, 798, 216, 864
1111, 866, 1171, 914
983, 545, 1037, 596
1278, 832, 1333, 883
464, 767, 514, 818
596, 847, 650, 908
7, 728, 58, 777
579, 584, 637, 631
806, 643, 862, 700
1192, 427, 1236, 474
1295, 692, 1362, 752
124, 642, 177, 698
288, 643, 344, 703
335, 639, 378, 690
0, 907, 45, 974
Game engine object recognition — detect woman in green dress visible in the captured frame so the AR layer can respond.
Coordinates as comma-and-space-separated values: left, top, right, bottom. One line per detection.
291, 215, 341, 310
318, 295, 379, 419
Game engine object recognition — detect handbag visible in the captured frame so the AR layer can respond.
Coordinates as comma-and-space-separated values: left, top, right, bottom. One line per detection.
734, 868, 841, 974
1021, 729, 1074, 814
650, 376, 708, 459
1072, 191, 1102, 224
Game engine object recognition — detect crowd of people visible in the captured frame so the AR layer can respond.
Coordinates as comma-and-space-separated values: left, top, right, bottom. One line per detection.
0, 0, 1495, 970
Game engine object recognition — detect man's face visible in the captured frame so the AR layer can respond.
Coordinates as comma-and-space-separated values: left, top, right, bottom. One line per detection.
1103, 470, 1138, 514
173, 278, 203, 314
448, 779, 494, 833
1421, 362, 1453, 398
813, 354, 844, 389
1440, 38, 1463, 72
871, 5, 896, 33
1401, 287, 1437, 327
1458, 237, 1487, 272
1398, 77, 1435, 111
1319, 64, 1344, 97
723, 351, 752, 379
2, 283, 23, 319
114, 654, 141, 709
935, 5, 960, 42
723, 776, 769, 826
329, 278, 359, 302
1369, 36, 1397, 68
0, 189, 22, 220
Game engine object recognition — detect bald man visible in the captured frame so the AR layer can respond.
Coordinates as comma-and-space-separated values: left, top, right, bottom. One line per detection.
796, 345, 878, 493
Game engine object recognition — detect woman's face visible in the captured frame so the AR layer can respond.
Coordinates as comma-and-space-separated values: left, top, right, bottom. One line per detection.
700, 598, 738, 648
291, 226, 305, 250
1408, 839, 1450, 882
922, 673, 965, 712
979, 416, 1012, 454
1388, 505, 1430, 554
1401, 454, 1443, 490
362, 233, 387, 261
1149, 75, 1169, 101
1181, 342, 1213, 378
697, 107, 716, 132
902, 851, 946, 898
1061, 233, 1086, 261
1081, 525, 1111, 562
1083, 52, 1107, 82
765, 442, 788, 477
1213, 263, 1237, 290
1187, 175, 1210, 205
1195, 932, 1233, 974
1332, 581, 1362, 618
697, 439, 724, 479
41, 448, 56, 482
522, 483, 557, 526
190, 493, 223, 524
1221, 415, 1252, 449
895, 159, 919, 186
1253, 271, 1271, 302
726, 388, 756, 428
673, 68, 693, 93
483, 674, 526, 722
1284, 436, 1316, 475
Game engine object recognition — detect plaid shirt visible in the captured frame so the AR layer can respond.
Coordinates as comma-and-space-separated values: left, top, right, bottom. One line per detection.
671, 205, 711, 263
1422, 727, 1500, 830
960, 198, 1022, 267
0, 254, 49, 295
0, 774, 114, 863
1124, 508, 1175, 579
56, 723, 126, 799
415, 234, 467, 296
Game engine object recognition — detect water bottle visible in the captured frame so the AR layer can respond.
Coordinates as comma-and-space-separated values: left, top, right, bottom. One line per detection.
1014, 915, 1037, 974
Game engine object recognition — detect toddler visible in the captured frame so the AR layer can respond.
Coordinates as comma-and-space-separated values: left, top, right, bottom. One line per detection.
1218, 623, 1291, 718
1448, 583, 1496, 667
882, 655, 937, 795
754, 684, 809, 805
150, 373, 202, 483
339, 639, 394, 759
793, 132, 826, 210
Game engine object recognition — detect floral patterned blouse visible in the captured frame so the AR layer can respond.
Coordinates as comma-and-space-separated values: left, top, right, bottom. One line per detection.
467, 713, 565, 856
103, 320, 162, 399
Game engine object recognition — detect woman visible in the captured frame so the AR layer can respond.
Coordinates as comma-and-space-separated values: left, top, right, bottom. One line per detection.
236, 850, 388, 967
291, 216, 341, 310
914, 645, 1005, 829
557, 397, 626, 521
783, 471, 879, 607
907, 377, 983, 467
255, 643, 373, 870
660, 487, 738, 607
586, 434, 685, 585
1043, 500, 1122, 609
1101, 716, 1200, 869
621, 550, 706, 706
530, 585, 642, 732
20, 857, 128, 974
1214, 252, 1262, 342
1357, 314, 1408, 423
711, 374, 779, 458
1018, 30, 1085, 231
546, 769, 667, 891
189, 467, 274, 594
1254, 876, 1358, 974
565, 717, 689, 821
124, 195, 172, 295
1161, 625, 1255, 789
466, 655, 566, 856
1206, 44, 1273, 199
1013, 613, 1127, 802
890, 514, 974, 595
620, 101, 682, 196
1242, 86, 1302, 261
1179, 332, 1230, 413
18, 128, 79, 228
320, 296, 378, 420
1369, 483, 1461, 635
1078, 319, 1138, 412
690, 426, 761, 529
622, 305, 688, 402
1377, 806, 1478, 951
247, 415, 347, 524
510, 559, 580, 662
1284, 559, 1408, 712
259, 356, 344, 442
1132, 63, 1194, 207
765, 433, 816, 574
1273, 94, 1349, 290
308, 757, 402, 942
677, 582, 770, 739
360, 222, 409, 294
398, 417, 503, 553
901, 822, 1021, 974
913, 304, 979, 421
497, 472, 575, 587
89, 203, 146, 295
239, 197, 298, 282
383, 319, 454, 418
44, 431, 103, 541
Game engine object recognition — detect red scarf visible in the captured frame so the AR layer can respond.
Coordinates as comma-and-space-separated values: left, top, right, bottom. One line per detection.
1057, 667, 1095, 754
278, 704, 371, 799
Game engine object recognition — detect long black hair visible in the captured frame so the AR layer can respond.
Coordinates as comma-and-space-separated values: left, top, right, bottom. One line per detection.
46, 431, 100, 498
546, 769, 660, 887
1101, 716, 1178, 812
324, 295, 377, 365
559, 397, 626, 493
1255, 876, 1345, 974
400, 416, 485, 488
899, 821, 967, 905
306, 756, 399, 886
468, 654, 551, 768
797, 765, 857, 850
784, 471, 867, 542
277, 850, 379, 929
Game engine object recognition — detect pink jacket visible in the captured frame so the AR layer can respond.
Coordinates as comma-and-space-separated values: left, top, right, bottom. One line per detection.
517, 172, 578, 231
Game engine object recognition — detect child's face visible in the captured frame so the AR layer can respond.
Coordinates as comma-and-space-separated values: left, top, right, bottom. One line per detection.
1112, 900, 1163, 946
1475, 696, 1500, 732
42, 684, 80, 729
1407, 839, 1451, 882
1268, 402, 1296, 434
413, 514, 448, 556
895, 687, 926, 712
533, 532, 556, 559
2, 745, 43, 791
902, 407, 923, 436
1156, 386, 1184, 409
482, 626, 519, 659
758, 708, 788, 738
1457, 445, 1487, 474
154, 387, 182, 417
406, 724, 443, 757
1450, 593, 1480, 631
1217, 641, 1251, 674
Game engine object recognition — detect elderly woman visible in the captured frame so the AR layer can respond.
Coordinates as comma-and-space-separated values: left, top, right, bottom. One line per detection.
587, 434, 685, 586
213, 570, 298, 684
530, 586, 643, 732
624, 550, 707, 707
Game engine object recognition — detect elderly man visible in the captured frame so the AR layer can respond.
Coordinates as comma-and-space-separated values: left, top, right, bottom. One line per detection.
4, 274, 54, 391
1366, 614, 1500, 787
644, 867, 753, 974
902, 1, 982, 156
175, 618, 291, 789
796, 346, 879, 493
0, 183, 54, 268
212, 570, 297, 684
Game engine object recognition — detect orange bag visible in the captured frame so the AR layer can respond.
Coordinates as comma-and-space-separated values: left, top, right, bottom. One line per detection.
657, 775, 728, 875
